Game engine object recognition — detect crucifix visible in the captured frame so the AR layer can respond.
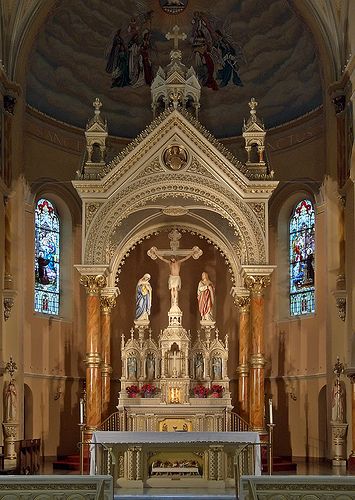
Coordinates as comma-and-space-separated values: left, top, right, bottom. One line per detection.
147, 229, 202, 309
166, 25, 187, 51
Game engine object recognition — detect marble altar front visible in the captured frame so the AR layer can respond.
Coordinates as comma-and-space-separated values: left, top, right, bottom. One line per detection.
91, 431, 261, 490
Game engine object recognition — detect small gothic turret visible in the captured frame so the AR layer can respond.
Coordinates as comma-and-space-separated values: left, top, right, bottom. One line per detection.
242, 97, 267, 176
83, 98, 108, 179
151, 25, 201, 118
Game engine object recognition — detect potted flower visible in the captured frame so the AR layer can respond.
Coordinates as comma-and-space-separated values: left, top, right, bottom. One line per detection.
126, 385, 140, 398
208, 384, 224, 398
140, 383, 158, 398
193, 384, 208, 398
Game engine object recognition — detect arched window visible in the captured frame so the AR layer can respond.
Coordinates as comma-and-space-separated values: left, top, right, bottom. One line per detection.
34, 198, 60, 315
289, 199, 315, 316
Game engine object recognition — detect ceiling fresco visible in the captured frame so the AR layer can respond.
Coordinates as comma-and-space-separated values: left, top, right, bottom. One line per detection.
26, 0, 322, 139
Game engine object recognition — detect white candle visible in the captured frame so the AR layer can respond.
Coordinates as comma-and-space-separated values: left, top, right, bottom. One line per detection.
269, 398, 273, 424
79, 398, 84, 425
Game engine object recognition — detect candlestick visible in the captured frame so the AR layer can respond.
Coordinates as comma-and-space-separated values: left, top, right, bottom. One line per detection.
269, 398, 273, 424
79, 398, 84, 425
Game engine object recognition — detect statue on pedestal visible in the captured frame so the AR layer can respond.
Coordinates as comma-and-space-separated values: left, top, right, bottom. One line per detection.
197, 272, 215, 322
4, 379, 17, 422
135, 274, 152, 322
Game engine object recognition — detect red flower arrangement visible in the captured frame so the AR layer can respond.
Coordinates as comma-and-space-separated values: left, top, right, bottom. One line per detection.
126, 385, 140, 398
193, 384, 209, 398
208, 385, 224, 398
140, 384, 158, 398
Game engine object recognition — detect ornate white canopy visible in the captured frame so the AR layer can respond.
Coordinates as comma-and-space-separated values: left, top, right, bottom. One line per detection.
73, 107, 278, 287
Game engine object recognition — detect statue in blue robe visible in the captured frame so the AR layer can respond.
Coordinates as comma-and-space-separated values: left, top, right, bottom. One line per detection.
135, 273, 152, 321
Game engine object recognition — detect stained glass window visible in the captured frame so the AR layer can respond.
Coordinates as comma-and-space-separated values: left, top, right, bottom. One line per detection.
34, 199, 60, 315
289, 199, 315, 316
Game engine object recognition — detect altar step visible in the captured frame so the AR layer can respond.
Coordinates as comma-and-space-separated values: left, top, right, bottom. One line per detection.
262, 455, 297, 473
114, 489, 236, 500
53, 454, 88, 471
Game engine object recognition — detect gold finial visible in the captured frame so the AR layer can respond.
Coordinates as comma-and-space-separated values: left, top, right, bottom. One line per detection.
93, 97, 102, 115
249, 97, 258, 115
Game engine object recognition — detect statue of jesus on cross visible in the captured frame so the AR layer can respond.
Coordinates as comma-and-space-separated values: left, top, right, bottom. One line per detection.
147, 230, 202, 310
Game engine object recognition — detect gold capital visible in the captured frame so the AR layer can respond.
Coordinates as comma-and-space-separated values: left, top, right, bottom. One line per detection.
244, 275, 270, 295
235, 296, 250, 312
100, 295, 117, 314
80, 275, 107, 295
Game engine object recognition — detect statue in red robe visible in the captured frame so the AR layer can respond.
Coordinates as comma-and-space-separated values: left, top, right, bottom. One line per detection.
197, 272, 215, 321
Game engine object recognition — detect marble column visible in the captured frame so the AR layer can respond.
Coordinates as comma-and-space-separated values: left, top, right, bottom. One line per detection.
245, 275, 270, 432
80, 274, 106, 436
100, 290, 118, 418
235, 295, 251, 421
347, 373, 355, 469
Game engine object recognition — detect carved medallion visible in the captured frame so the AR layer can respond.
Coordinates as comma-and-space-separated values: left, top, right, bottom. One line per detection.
162, 206, 189, 216
159, 0, 188, 15
163, 145, 188, 170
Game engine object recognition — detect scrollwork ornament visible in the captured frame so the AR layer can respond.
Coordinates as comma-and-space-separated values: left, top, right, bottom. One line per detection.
244, 275, 271, 295
80, 275, 107, 295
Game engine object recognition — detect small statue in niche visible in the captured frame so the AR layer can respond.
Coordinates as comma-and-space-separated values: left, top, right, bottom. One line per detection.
212, 356, 222, 380
195, 353, 204, 380
128, 356, 137, 380
146, 354, 155, 380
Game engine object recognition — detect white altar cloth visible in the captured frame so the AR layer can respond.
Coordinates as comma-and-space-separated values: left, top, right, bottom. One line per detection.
90, 431, 261, 476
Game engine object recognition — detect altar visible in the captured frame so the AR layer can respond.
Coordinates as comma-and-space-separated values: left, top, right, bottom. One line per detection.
90, 431, 261, 490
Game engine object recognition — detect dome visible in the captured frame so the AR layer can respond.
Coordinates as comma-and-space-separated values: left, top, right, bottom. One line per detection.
27, 0, 322, 138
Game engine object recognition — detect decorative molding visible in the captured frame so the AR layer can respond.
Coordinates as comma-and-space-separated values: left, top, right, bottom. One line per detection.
162, 206, 188, 216
332, 289, 346, 321
84, 172, 265, 266
3, 289, 17, 321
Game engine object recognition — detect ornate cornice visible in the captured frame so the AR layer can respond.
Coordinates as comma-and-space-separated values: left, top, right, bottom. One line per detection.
73, 110, 278, 197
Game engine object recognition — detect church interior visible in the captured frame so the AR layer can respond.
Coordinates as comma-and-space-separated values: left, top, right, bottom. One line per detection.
0, 0, 355, 496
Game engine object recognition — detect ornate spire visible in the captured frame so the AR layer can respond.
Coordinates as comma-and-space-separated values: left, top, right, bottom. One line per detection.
82, 98, 108, 179
242, 97, 268, 176
151, 25, 200, 118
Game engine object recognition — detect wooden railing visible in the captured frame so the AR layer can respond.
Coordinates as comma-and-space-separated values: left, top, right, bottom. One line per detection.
98, 411, 121, 431
231, 411, 250, 431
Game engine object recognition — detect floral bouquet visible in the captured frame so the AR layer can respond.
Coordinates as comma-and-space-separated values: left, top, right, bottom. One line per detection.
193, 384, 209, 398
140, 383, 158, 398
208, 384, 224, 398
126, 385, 140, 398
